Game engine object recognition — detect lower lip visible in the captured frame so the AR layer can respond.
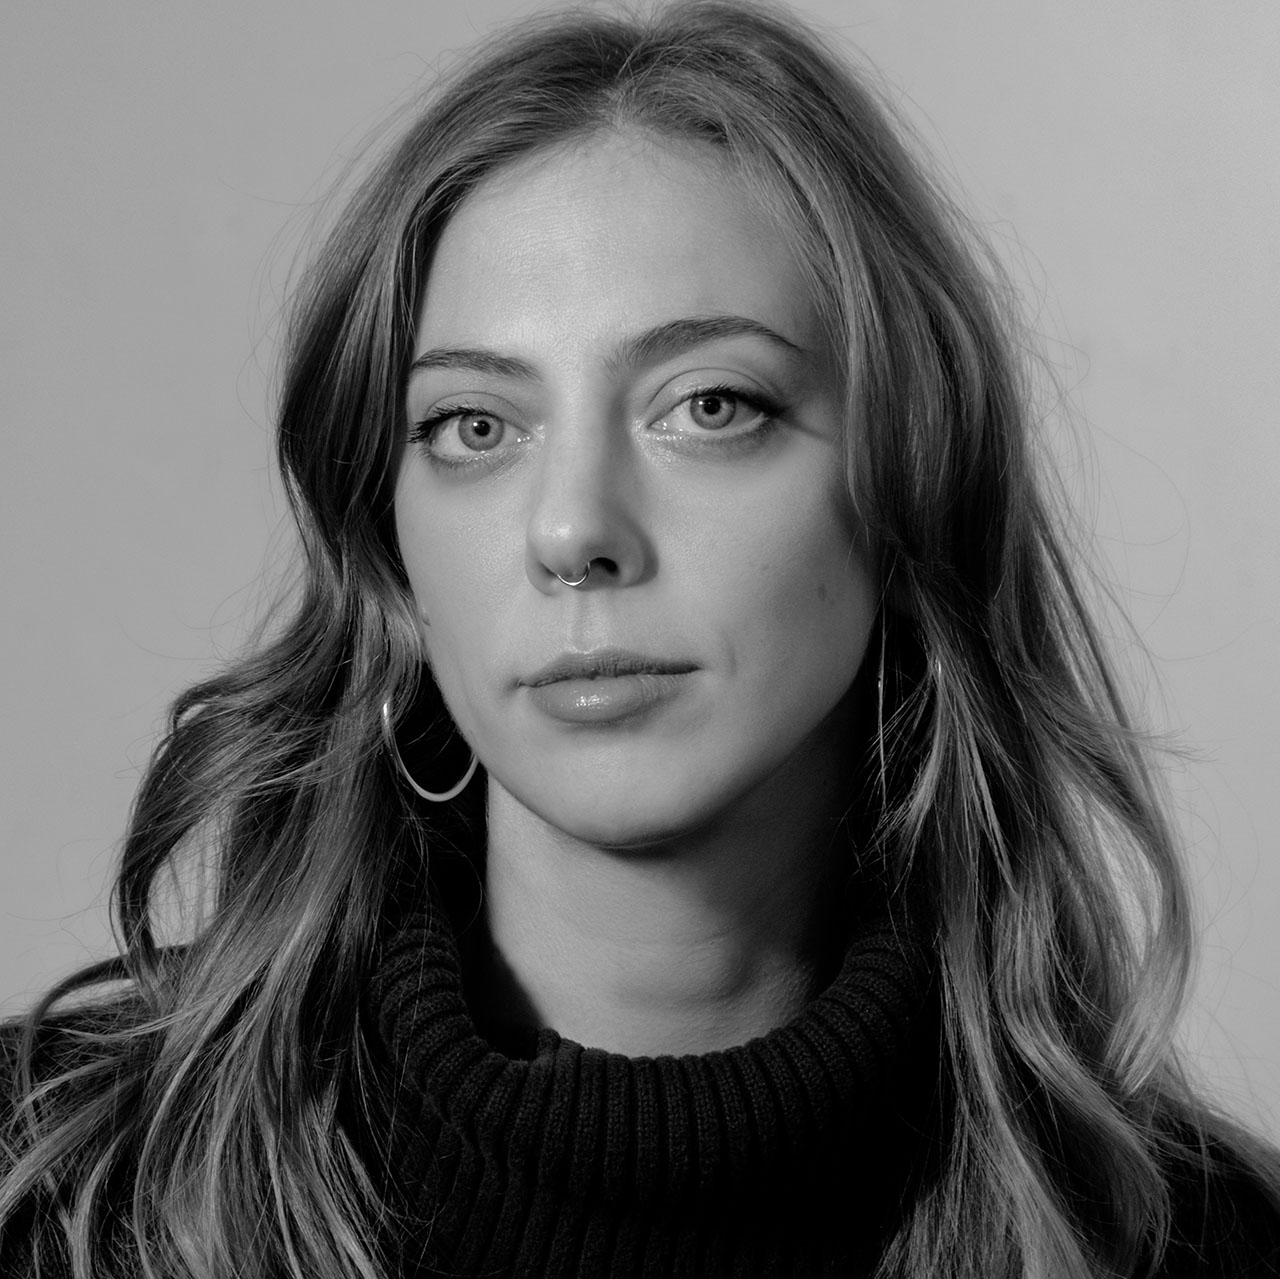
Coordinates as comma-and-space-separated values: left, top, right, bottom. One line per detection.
525, 672, 693, 724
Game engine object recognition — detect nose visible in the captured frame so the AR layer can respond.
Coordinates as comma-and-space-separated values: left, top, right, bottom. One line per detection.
524, 418, 650, 593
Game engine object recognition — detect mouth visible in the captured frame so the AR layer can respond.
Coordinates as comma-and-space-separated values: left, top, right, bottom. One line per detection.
519, 649, 699, 725
521, 649, 699, 688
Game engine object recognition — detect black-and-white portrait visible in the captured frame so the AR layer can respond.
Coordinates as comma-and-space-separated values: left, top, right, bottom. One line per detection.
3, 3, 1278, 1275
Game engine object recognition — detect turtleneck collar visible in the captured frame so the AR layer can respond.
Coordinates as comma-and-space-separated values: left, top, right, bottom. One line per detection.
361, 886, 942, 1278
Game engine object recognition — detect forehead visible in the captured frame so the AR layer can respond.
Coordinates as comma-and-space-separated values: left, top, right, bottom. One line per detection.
415, 130, 821, 356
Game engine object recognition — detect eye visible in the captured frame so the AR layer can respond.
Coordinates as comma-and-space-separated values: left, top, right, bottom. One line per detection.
411, 404, 529, 465
449, 411, 506, 452
654, 385, 780, 439
688, 391, 741, 430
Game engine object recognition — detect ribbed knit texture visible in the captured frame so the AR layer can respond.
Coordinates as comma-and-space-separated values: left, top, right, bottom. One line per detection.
362, 897, 941, 1278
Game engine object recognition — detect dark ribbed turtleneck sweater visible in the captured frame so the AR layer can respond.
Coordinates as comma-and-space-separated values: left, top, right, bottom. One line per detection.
361, 889, 943, 1279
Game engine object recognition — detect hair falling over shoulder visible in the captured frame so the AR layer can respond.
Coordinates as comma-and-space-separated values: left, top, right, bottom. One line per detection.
3, 3, 1278, 1276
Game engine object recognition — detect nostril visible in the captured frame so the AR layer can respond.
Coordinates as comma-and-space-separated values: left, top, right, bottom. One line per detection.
555, 564, 592, 587
553, 557, 617, 587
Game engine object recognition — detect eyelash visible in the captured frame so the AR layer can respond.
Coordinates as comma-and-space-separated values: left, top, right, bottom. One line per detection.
405, 403, 516, 474
408, 405, 499, 449
409, 383, 783, 467
658, 384, 781, 448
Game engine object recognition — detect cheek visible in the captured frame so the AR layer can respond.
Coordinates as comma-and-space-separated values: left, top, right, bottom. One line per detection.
394, 497, 482, 708
395, 484, 509, 632
394, 497, 439, 629
723, 496, 875, 696
726, 485, 870, 613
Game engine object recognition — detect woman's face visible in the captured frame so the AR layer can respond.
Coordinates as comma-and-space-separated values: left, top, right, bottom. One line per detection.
395, 131, 876, 848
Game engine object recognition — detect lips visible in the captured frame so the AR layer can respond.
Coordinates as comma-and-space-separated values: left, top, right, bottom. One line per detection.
520, 649, 699, 724
522, 649, 698, 688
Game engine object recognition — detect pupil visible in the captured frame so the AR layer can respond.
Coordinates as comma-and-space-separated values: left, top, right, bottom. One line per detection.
460, 414, 502, 451
692, 393, 735, 429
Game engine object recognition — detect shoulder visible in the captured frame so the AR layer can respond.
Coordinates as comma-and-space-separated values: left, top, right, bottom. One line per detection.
0, 1013, 34, 1131
1, 999, 121, 1106
1, 999, 145, 1279
2, 990, 152, 1153
1156, 1132, 1280, 1278
1, 1012, 76, 1278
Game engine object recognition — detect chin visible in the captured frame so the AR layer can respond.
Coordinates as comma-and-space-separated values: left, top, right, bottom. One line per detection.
483, 717, 843, 854
547, 800, 710, 853
512, 752, 778, 855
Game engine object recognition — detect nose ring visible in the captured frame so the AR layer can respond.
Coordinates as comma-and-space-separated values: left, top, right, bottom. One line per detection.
555, 564, 591, 587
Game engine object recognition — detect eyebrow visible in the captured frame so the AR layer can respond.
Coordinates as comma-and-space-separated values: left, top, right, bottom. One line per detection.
407, 314, 807, 380
618, 314, 806, 370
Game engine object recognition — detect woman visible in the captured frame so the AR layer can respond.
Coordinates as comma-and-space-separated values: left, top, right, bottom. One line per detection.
3, 2, 1278, 1275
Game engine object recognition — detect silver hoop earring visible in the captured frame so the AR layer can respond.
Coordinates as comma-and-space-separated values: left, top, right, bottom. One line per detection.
556, 564, 590, 587
381, 699, 478, 802
876, 611, 888, 811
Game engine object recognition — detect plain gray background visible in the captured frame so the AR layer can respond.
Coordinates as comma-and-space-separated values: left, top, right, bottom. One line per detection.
3, 1, 1277, 1133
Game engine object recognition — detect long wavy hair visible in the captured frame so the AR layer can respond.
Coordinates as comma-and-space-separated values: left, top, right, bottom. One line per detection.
3, 3, 1276, 1276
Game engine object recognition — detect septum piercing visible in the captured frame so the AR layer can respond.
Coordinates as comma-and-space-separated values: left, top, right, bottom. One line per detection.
555, 564, 591, 587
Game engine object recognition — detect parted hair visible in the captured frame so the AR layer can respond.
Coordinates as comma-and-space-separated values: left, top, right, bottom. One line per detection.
3, 3, 1277, 1277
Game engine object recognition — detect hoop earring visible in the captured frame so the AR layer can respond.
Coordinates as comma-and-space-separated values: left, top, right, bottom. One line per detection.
381, 699, 478, 803
876, 611, 888, 811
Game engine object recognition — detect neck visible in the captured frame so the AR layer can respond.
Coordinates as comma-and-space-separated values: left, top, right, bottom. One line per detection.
479, 743, 853, 1057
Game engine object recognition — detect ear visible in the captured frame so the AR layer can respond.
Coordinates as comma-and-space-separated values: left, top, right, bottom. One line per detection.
385, 589, 433, 666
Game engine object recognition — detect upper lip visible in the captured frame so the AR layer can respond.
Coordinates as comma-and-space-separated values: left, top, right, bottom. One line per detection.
521, 648, 699, 687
